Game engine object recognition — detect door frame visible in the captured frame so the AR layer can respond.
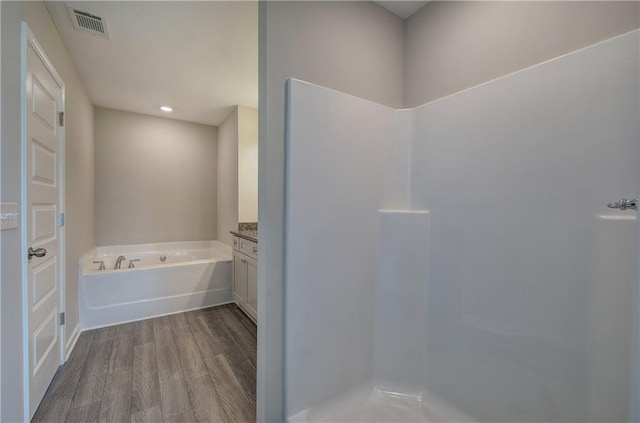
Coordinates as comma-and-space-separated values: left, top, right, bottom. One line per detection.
20, 22, 66, 419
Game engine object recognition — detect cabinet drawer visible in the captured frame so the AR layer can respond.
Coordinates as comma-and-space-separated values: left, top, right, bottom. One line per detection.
239, 238, 257, 259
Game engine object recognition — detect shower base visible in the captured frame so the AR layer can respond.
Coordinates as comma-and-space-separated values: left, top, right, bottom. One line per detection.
288, 386, 470, 423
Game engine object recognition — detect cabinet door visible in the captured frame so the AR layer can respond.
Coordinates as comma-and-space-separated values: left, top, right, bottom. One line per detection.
246, 256, 258, 321
233, 251, 247, 304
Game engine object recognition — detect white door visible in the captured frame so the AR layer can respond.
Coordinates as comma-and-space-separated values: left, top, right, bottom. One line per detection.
22, 24, 65, 419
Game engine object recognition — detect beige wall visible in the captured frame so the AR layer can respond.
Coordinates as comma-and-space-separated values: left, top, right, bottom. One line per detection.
258, 2, 405, 421
238, 106, 259, 223
404, 1, 640, 107
94, 108, 217, 246
217, 105, 259, 246
217, 108, 239, 246
1, 2, 94, 420
64, 45, 95, 356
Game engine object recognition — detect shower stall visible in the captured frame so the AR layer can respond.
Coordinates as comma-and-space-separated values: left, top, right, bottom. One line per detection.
284, 30, 639, 422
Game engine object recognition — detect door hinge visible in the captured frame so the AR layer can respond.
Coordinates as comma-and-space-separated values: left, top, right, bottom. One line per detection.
59, 111, 65, 127
59, 312, 65, 326
59, 212, 65, 227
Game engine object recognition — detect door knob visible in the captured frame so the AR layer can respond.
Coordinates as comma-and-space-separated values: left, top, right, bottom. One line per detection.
28, 247, 47, 260
607, 198, 638, 211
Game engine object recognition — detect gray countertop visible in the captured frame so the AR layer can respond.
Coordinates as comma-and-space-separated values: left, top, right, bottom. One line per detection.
230, 230, 258, 243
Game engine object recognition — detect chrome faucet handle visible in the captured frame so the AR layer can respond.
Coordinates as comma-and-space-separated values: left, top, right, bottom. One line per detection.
607, 198, 638, 211
128, 259, 141, 269
93, 260, 106, 271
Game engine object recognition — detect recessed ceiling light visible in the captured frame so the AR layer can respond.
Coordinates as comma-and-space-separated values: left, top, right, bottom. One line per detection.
160, 106, 173, 112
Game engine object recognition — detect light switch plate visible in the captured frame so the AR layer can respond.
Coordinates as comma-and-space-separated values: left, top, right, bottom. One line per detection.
0, 202, 19, 230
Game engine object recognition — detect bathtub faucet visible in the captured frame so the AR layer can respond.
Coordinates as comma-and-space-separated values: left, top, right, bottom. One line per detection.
114, 255, 127, 270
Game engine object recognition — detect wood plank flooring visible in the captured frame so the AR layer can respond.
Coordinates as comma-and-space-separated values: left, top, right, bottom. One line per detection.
32, 304, 256, 423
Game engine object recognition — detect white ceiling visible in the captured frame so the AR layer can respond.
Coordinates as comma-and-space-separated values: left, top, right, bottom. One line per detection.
375, 1, 430, 19
46, 1, 258, 126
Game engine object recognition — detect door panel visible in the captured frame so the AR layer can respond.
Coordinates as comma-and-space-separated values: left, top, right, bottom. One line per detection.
31, 140, 57, 187
33, 310, 57, 371
24, 27, 64, 419
31, 205, 57, 245
32, 259, 56, 308
31, 76, 57, 132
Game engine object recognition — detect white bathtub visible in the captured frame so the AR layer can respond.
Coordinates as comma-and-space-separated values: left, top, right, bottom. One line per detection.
79, 240, 232, 329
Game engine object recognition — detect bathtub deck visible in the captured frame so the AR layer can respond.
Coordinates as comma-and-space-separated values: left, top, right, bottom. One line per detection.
32, 304, 257, 423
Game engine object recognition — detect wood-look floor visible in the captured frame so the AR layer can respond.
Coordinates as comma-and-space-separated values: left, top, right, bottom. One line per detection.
32, 304, 257, 423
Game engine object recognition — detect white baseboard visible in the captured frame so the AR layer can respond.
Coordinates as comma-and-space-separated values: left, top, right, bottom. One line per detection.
64, 323, 81, 361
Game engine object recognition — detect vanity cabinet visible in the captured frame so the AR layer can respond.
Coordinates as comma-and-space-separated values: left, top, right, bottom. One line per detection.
232, 236, 257, 322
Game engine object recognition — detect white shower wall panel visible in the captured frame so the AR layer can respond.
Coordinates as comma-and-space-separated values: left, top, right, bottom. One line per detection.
285, 30, 639, 422
374, 210, 429, 396
410, 31, 639, 422
285, 80, 399, 416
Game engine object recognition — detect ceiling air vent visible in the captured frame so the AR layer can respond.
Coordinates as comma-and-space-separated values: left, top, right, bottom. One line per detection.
67, 5, 110, 39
